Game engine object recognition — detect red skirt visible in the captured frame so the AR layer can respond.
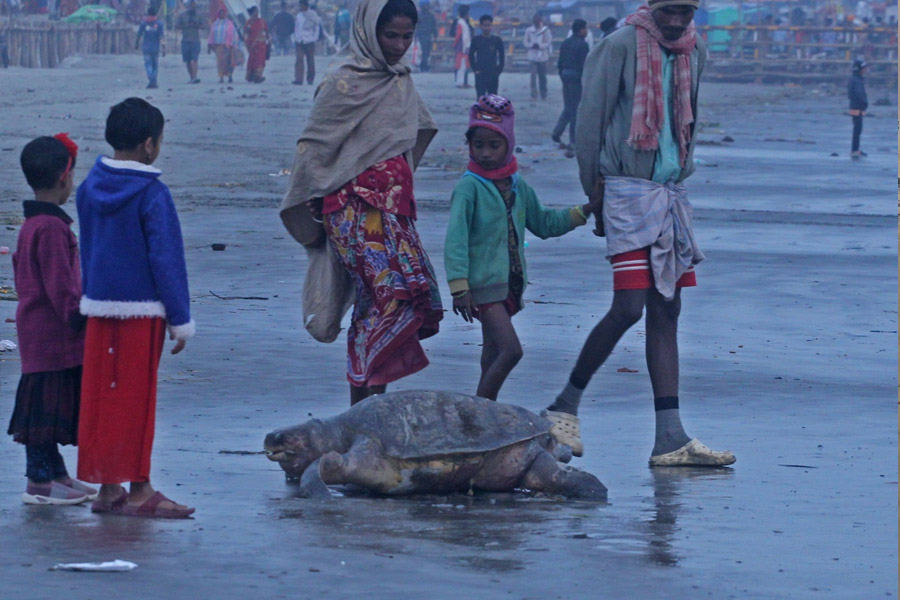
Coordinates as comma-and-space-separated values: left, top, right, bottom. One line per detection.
77, 317, 165, 484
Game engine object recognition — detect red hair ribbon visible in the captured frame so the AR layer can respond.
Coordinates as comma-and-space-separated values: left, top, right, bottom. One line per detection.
54, 133, 78, 181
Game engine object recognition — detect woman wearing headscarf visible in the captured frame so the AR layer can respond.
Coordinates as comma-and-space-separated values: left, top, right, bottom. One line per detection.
243, 6, 270, 83
280, 0, 442, 405
208, 8, 237, 83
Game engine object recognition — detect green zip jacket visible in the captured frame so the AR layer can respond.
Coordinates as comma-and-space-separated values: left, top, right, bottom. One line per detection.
444, 172, 586, 306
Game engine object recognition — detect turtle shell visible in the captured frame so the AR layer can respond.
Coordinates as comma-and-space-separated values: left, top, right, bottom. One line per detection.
339, 390, 552, 460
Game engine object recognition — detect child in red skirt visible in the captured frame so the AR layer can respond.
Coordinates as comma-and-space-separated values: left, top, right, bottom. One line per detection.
7, 134, 98, 506
444, 95, 601, 402
76, 98, 196, 518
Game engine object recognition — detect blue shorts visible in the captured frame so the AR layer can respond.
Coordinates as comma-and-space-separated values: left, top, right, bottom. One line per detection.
181, 40, 200, 63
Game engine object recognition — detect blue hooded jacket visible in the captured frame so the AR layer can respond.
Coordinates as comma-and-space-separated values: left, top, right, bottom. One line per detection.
77, 156, 194, 339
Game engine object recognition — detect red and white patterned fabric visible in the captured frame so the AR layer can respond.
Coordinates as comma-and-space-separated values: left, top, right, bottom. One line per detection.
624, 6, 696, 167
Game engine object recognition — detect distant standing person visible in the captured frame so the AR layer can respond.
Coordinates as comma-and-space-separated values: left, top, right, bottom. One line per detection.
599, 16, 618, 40
293, 0, 321, 85
544, 0, 735, 468
848, 58, 868, 158
415, 0, 435, 71
334, 0, 352, 47
243, 6, 270, 83
135, 6, 164, 89
453, 4, 472, 88
208, 8, 237, 83
552, 19, 589, 153
523, 13, 551, 100
270, 0, 295, 56
175, 0, 204, 84
468, 14, 504, 96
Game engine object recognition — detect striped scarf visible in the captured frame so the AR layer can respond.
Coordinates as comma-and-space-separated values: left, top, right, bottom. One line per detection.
624, 6, 696, 167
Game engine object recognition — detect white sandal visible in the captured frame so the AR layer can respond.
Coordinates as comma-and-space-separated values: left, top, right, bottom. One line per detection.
649, 439, 736, 467
541, 410, 584, 457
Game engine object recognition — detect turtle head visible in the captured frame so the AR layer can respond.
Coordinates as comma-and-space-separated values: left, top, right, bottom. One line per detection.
264, 419, 334, 477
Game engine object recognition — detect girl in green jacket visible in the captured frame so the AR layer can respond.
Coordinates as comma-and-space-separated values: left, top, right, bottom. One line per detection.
445, 94, 600, 401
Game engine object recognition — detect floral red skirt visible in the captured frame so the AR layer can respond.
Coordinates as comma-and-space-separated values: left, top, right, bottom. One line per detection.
324, 160, 442, 387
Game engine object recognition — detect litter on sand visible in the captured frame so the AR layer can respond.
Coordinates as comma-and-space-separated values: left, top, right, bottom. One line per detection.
50, 559, 137, 572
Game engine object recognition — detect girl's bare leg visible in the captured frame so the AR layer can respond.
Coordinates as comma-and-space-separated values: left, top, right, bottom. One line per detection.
475, 304, 522, 401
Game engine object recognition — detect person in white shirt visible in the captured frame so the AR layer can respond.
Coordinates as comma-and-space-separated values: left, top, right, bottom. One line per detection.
453, 4, 472, 87
292, 0, 321, 85
523, 13, 552, 100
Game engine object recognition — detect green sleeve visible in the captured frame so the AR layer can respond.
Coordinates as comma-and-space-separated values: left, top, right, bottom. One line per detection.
444, 179, 476, 291
521, 180, 580, 240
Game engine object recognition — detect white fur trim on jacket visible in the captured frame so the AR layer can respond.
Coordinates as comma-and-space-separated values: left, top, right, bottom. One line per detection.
168, 320, 196, 340
100, 156, 162, 174
80, 297, 167, 319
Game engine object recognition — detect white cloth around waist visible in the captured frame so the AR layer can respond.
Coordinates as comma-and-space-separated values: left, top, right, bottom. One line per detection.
602, 176, 704, 301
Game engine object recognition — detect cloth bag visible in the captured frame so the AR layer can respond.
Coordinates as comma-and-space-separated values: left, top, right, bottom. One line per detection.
302, 241, 354, 343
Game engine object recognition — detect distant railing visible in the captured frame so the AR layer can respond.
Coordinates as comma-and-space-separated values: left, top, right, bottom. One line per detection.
419, 22, 897, 85
4, 21, 135, 68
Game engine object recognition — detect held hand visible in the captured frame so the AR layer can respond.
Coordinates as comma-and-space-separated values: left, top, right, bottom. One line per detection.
589, 175, 605, 237
170, 333, 186, 355
452, 291, 478, 323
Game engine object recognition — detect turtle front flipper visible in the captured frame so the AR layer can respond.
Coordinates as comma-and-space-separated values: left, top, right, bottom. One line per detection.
521, 451, 607, 501
298, 458, 332, 499
319, 438, 404, 495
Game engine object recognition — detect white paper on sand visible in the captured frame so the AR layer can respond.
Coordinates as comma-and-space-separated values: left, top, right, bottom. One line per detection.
50, 559, 137, 572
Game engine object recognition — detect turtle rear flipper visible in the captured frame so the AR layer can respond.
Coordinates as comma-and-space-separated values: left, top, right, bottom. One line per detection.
320, 438, 403, 495
521, 451, 607, 501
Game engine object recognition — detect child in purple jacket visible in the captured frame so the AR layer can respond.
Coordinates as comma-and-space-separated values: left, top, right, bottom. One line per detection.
7, 134, 98, 506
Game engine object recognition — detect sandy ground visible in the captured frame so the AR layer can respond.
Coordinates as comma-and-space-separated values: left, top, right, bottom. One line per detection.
0, 53, 897, 599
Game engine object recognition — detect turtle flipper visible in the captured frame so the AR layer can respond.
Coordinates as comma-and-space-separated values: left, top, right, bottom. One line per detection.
298, 458, 332, 499
521, 451, 607, 501
319, 438, 403, 494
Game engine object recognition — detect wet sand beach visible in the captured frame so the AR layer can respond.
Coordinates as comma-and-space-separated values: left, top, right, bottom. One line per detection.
0, 53, 896, 599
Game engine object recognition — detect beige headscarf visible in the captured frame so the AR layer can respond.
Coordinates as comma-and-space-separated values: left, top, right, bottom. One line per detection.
280, 0, 437, 245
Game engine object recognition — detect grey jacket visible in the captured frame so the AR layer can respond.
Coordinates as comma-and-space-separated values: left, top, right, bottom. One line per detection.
574, 26, 706, 196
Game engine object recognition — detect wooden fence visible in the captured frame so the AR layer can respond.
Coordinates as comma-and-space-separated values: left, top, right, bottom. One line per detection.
422, 22, 897, 85
3, 21, 134, 68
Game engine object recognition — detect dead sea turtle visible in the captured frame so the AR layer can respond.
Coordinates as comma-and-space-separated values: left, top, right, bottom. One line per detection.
264, 390, 606, 501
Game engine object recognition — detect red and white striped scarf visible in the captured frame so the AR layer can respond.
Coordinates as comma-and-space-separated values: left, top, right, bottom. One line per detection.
625, 6, 696, 167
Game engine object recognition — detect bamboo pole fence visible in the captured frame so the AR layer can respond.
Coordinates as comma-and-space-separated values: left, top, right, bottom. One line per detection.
3, 20, 135, 68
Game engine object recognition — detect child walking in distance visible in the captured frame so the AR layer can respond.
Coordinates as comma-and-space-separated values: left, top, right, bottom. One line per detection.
77, 98, 196, 518
8, 134, 97, 506
445, 95, 600, 401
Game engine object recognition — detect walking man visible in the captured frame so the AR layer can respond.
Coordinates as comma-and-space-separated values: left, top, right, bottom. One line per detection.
552, 18, 589, 153
544, 0, 736, 468
136, 6, 165, 89
175, 0, 204, 83
292, 0, 320, 85
416, 0, 436, 71
523, 13, 552, 100
270, 0, 295, 56
333, 0, 351, 48
468, 14, 504, 96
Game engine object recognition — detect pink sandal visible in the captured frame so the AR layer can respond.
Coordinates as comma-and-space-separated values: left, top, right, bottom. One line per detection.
91, 489, 129, 514
120, 491, 195, 519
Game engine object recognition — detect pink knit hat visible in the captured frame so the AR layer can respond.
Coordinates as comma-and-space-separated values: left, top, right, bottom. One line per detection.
468, 94, 515, 165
